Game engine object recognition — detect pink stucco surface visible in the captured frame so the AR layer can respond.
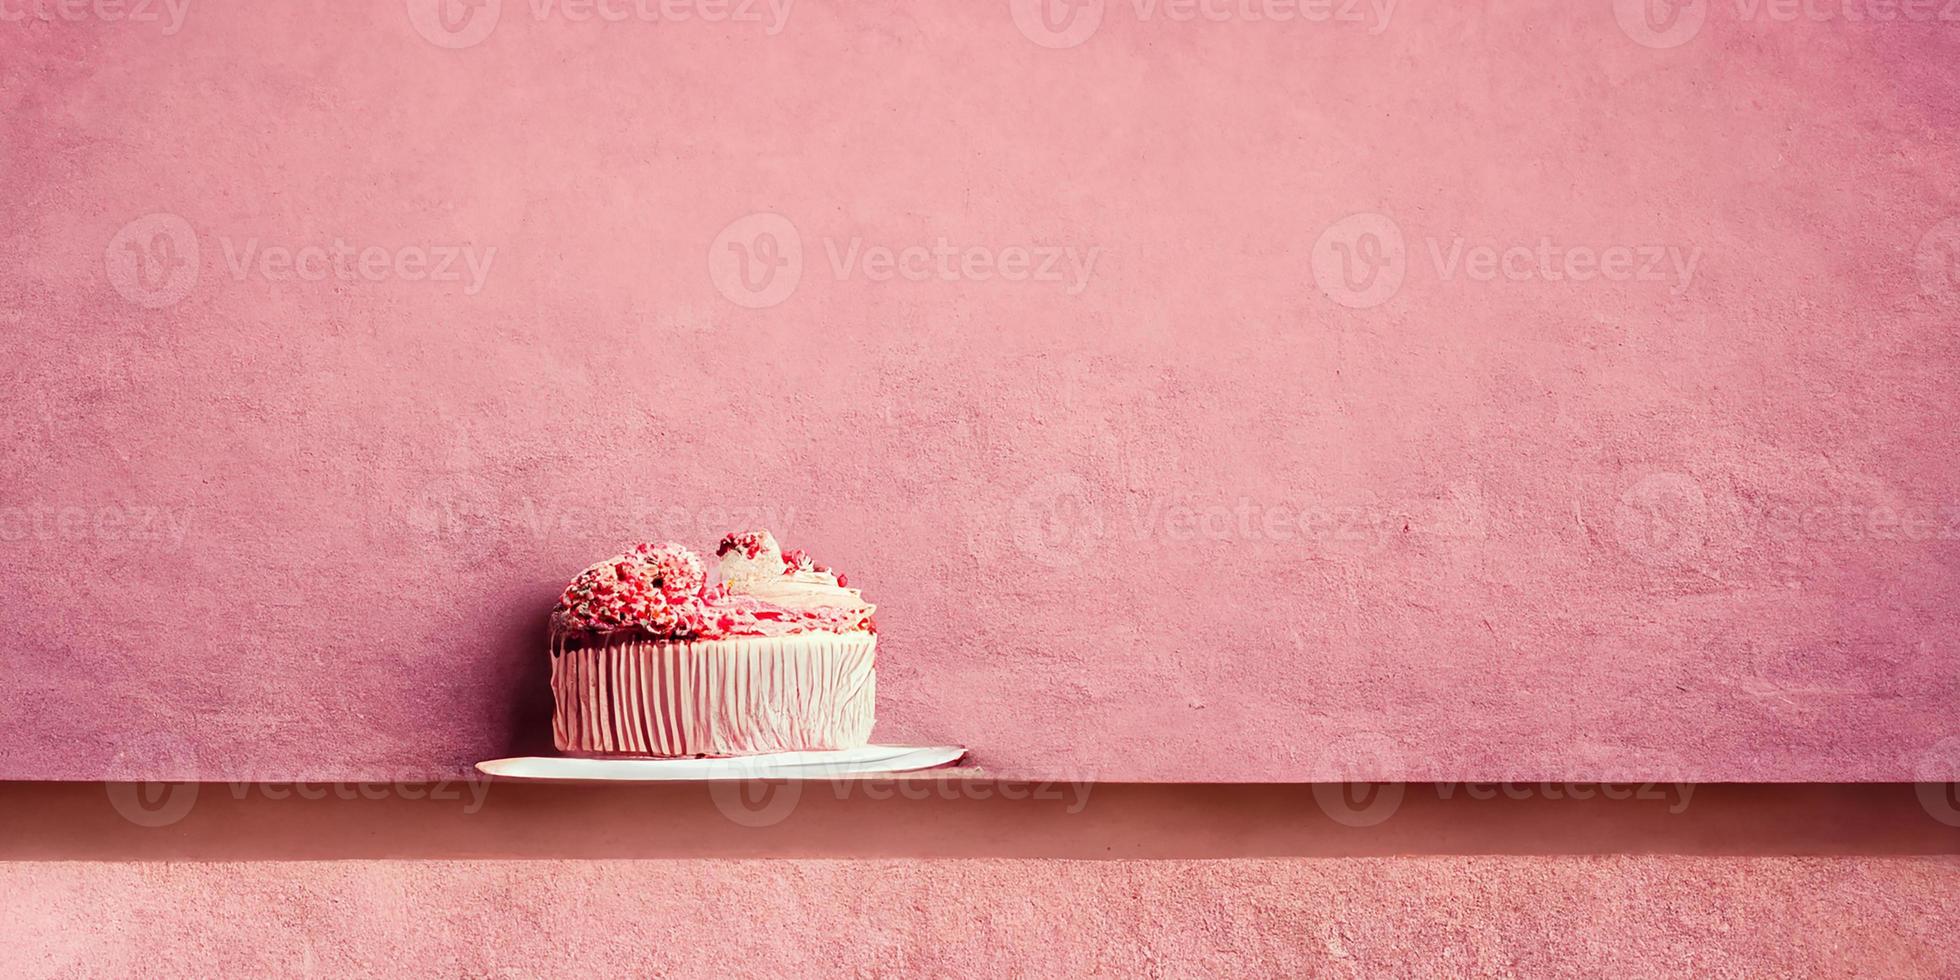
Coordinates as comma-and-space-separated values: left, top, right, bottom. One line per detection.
4, 2, 1959, 781
3, 857, 1956, 977
4, 781, 1955, 975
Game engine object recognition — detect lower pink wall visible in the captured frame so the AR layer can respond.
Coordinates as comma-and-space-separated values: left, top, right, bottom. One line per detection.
5, 781, 1955, 974
5, 858, 1955, 976
7, 1, 1960, 782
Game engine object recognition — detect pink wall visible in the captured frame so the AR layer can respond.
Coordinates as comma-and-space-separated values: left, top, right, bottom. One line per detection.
5, 1, 1959, 781
3, 782, 1957, 976
7, 857, 1958, 977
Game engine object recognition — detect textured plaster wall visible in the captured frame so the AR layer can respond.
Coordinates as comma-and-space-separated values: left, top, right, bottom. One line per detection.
4, 1, 1959, 780
4, 858, 1958, 977
5, 782, 1955, 976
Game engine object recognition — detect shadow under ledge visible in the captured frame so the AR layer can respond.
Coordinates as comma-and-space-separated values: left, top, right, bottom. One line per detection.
3, 781, 1958, 860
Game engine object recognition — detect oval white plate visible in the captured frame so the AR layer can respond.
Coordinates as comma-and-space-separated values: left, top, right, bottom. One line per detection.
476, 745, 967, 782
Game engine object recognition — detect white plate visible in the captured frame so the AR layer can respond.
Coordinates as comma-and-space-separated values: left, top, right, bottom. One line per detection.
475, 745, 967, 782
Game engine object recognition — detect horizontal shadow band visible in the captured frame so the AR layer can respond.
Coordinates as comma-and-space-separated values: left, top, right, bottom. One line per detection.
6, 782, 1960, 861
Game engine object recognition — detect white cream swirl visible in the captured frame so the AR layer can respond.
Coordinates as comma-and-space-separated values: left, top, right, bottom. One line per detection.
714, 530, 876, 626
735, 569, 875, 619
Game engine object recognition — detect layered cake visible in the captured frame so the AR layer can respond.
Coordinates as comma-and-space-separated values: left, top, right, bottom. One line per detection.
548, 531, 877, 757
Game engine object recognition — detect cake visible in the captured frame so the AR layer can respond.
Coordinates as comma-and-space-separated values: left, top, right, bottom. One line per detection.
547, 531, 878, 757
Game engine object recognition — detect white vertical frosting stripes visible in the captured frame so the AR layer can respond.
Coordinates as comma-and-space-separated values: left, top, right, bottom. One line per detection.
551, 631, 877, 756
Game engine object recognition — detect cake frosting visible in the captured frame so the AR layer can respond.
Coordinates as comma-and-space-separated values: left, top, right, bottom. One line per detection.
552, 531, 875, 640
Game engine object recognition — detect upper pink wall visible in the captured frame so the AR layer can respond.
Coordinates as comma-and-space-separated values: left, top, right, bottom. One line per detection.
3, 1, 1957, 780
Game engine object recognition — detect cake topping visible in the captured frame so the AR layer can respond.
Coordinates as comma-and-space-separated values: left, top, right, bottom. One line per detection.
553, 531, 874, 639
781, 547, 847, 586
628, 541, 705, 597
714, 529, 784, 589
717, 530, 774, 560
553, 541, 706, 634
719, 530, 854, 588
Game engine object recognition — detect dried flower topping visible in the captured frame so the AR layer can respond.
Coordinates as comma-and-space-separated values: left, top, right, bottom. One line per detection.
629, 541, 704, 597
554, 541, 706, 634
717, 530, 773, 560
781, 547, 845, 585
